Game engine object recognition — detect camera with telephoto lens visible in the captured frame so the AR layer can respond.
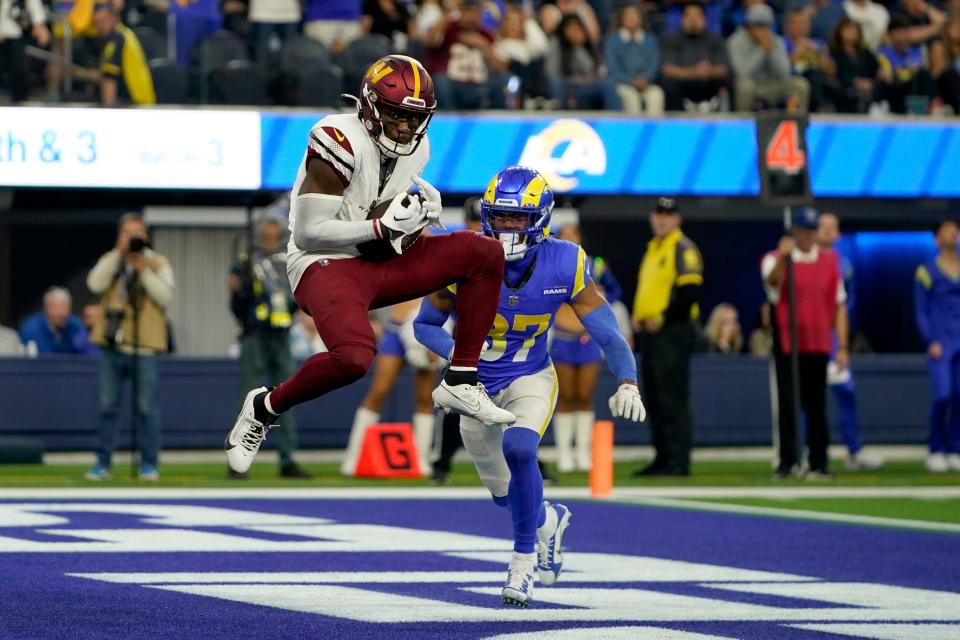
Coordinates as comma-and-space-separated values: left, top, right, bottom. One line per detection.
128, 237, 150, 254
104, 308, 125, 347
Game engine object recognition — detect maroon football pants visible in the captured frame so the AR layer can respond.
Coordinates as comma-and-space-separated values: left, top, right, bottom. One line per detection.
270, 231, 504, 413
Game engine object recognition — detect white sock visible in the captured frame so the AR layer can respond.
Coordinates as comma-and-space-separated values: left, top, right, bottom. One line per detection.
412, 412, 434, 476
341, 406, 380, 476
537, 501, 557, 540
510, 550, 537, 570
264, 392, 277, 416
449, 366, 477, 372
575, 410, 595, 471
553, 412, 575, 473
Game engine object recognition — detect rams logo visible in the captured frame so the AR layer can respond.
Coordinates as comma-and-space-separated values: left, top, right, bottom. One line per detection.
517, 119, 607, 192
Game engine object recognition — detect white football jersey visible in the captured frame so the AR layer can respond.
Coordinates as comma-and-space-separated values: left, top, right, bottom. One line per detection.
286, 112, 431, 291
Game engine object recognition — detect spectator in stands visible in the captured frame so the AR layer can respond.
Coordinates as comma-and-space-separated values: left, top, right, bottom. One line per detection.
362, 0, 413, 50
414, 0, 445, 42
824, 16, 879, 112
92, 4, 155, 106
808, 0, 847, 42
85, 213, 174, 482
762, 207, 847, 479
748, 303, 773, 357
19, 287, 92, 355
304, 0, 362, 53
0, 322, 22, 356
632, 197, 703, 477
660, 2, 730, 112
914, 219, 960, 473
248, 0, 301, 65
899, 0, 946, 46
495, 4, 550, 104
704, 303, 743, 354
228, 216, 311, 479
0, 0, 50, 103
539, 0, 602, 44
844, 0, 889, 50
930, 17, 960, 113
877, 15, 936, 113
546, 14, 608, 109
604, 4, 665, 115
427, 0, 508, 109
728, 4, 810, 112
784, 8, 834, 111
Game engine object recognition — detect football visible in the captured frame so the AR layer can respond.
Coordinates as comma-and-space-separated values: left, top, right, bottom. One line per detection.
358, 193, 426, 259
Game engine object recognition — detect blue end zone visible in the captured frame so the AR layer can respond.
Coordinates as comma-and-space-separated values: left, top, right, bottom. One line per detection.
0, 495, 957, 639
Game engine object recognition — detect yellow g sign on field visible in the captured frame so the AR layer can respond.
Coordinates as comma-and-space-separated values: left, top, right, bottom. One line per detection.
517, 119, 607, 192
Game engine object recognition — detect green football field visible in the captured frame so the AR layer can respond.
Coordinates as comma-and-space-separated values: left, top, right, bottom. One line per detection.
2, 459, 957, 526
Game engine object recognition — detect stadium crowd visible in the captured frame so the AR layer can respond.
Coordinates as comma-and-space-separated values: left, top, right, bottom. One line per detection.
1, 0, 959, 114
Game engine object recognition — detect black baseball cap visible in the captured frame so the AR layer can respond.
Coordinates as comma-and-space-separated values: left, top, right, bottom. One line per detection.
653, 197, 679, 213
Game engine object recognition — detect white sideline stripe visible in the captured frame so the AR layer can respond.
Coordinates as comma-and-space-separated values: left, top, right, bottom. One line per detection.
41, 444, 930, 465
70, 571, 508, 584
625, 497, 960, 533
1, 487, 959, 499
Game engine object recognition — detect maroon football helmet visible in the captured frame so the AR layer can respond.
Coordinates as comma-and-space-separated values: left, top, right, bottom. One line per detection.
356, 55, 437, 157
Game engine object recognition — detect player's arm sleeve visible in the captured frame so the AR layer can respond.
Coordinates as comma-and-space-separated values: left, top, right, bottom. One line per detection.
581, 303, 638, 384
663, 243, 703, 325
413, 296, 455, 359
914, 265, 933, 346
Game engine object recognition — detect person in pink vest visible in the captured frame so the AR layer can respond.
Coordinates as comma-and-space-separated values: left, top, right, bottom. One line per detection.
761, 207, 849, 479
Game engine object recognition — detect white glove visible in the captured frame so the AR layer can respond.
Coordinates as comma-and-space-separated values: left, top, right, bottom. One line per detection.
379, 192, 427, 253
399, 315, 439, 370
609, 383, 646, 422
412, 175, 444, 230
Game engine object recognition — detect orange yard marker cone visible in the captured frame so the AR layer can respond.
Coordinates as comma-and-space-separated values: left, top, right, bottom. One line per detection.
590, 420, 614, 498
354, 423, 422, 478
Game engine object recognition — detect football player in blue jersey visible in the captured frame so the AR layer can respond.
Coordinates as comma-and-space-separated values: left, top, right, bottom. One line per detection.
414, 166, 646, 608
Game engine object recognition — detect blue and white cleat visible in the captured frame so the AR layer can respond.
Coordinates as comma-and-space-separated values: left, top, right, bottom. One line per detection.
501, 553, 536, 608
84, 464, 112, 481
536, 501, 572, 586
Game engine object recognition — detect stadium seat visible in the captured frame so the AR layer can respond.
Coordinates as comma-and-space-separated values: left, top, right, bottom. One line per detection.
281, 64, 343, 107
134, 26, 165, 61
194, 29, 249, 73
149, 59, 188, 104
279, 36, 330, 72
337, 34, 391, 94
212, 60, 269, 106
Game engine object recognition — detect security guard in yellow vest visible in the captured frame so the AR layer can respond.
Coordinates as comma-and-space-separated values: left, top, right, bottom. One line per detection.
632, 197, 703, 476
229, 216, 311, 479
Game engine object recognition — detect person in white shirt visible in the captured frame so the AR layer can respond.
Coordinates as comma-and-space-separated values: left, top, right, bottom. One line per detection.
249, 0, 302, 64
843, 0, 890, 51
0, 0, 50, 102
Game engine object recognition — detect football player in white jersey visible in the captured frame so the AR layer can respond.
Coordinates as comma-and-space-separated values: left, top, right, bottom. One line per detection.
225, 55, 515, 474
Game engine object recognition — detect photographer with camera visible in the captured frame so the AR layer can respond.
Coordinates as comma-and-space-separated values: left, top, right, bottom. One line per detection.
84, 213, 174, 481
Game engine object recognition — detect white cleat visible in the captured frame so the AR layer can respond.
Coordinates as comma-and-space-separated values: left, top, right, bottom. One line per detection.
432, 380, 516, 426
947, 453, 960, 472
536, 501, 572, 586
845, 450, 885, 471
926, 452, 949, 473
225, 386, 274, 474
501, 553, 536, 608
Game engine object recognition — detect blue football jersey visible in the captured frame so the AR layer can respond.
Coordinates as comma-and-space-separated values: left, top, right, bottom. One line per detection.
453, 238, 591, 395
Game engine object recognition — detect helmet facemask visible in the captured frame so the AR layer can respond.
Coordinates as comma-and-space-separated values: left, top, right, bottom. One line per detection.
482, 206, 551, 261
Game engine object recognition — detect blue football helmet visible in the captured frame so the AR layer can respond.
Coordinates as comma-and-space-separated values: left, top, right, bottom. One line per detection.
480, 166, 554, 261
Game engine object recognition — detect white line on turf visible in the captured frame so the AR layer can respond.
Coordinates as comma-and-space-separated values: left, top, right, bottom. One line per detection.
0, 487, 958, 499
622, 497, 960, 533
